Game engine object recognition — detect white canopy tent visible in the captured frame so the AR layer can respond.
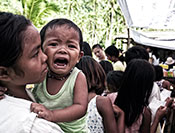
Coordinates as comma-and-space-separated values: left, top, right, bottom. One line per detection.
118, 0, 175, 50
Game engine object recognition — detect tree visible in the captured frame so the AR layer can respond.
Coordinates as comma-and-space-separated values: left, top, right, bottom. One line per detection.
0, 0, 127, 49
20, 0, 60, 29
0, 0, 60, 29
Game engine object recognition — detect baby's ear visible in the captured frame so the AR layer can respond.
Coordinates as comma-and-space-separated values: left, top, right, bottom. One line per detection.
0, 67, 10, 81
81, 51, 84, 57
78, 51, 84, 61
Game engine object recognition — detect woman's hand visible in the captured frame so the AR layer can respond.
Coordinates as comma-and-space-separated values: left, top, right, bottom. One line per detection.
165, 97, 173, 107
113, 104, 124, 117
155, 106, 169, 121
113, 104, 125, 133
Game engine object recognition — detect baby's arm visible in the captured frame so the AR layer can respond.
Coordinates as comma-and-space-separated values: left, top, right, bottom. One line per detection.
31, 72, 88, 122
52, 72, 88, 122
0, 87, 7, 99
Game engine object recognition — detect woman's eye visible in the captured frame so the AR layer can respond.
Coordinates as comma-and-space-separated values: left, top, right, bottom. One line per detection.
33, 51, 39, 57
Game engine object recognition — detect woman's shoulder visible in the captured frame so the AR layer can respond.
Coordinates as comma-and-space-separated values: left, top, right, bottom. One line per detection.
96, 95, 113, 112
143, 106, 151, 116
96, 95, 111, 104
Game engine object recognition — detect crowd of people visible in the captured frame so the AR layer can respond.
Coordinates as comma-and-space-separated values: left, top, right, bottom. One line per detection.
0, 11, 175, 133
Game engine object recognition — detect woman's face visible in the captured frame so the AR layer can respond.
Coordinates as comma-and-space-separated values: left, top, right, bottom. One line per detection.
10, 25, 48, 86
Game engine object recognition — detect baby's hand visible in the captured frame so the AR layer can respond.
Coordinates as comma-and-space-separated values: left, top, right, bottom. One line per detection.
0, 87, 7, 99
30, 103, 54, 122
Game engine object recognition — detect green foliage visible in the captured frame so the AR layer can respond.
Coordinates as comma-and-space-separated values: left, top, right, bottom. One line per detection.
0, 0, 21, 14
0, 0, 127, 49
20, 0, 61, 29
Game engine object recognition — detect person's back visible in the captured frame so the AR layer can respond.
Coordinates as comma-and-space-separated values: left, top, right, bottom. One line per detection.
115, 59, 154, 133
125, 46, 169, 128
115, 59, 169, 133
76, 56, 124, 133
125, 45, 161, 111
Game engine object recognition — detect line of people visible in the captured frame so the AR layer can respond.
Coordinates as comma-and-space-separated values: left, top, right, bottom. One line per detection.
84, 41, 175, 132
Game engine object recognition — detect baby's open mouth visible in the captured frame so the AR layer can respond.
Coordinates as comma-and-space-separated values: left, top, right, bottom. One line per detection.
54, 58, 68, 66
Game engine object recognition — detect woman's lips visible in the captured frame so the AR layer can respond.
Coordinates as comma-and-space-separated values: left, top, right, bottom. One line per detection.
43, 66, 48, 74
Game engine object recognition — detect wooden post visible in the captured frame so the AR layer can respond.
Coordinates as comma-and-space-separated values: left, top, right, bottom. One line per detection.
127, 28, 130, 50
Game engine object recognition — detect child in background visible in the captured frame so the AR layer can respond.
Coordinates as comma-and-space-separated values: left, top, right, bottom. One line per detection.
154, 65, 171, 91
107, 70, 123, 93
76, 56, 125, 133
114, 59, 169, 133
106, 70, 124, 103
30, 19, 88, 132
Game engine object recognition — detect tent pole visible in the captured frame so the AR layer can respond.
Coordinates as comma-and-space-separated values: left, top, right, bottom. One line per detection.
127, 28, 130, 50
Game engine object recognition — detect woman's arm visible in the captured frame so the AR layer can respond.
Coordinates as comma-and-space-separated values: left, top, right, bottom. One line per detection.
113, 104, 125, 133
97, 96, 118, 133
140, 107, 151, 133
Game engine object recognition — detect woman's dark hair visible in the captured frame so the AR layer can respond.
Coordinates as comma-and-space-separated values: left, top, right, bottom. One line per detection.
125, 45, 149, 65
0, 12, 31, 67
115, 59, 155, 127
76, 56, 106, 95
40, 18, 83, 51
82, 41, 92, 57
105, 45, 119, 58
154, 65, 163, 81
99, 60, 113, 75
107, 70, 123, 92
